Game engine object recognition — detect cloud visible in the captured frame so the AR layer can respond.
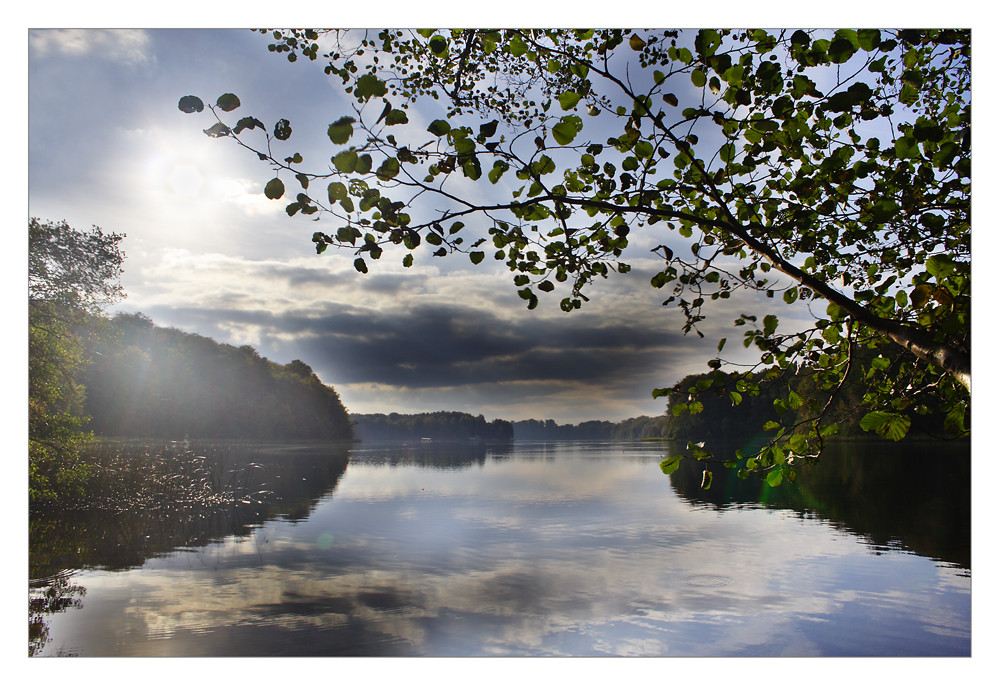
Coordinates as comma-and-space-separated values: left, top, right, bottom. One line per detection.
30, 29, 153, 66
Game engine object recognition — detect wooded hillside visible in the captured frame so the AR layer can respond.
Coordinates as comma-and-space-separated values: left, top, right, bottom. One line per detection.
82, 313, 353, 440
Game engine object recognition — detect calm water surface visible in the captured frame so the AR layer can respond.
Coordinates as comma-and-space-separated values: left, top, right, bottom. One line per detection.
29, 439, 970, 656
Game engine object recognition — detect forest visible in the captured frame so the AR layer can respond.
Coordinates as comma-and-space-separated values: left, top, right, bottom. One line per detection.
512, 416, 668, 441
82, 312, 354, 441
352, 411, 513, 441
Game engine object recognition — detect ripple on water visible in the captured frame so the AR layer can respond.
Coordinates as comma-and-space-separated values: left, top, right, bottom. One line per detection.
683, 574, 734, 587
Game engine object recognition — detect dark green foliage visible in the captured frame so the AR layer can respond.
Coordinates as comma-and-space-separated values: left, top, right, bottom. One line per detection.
181, 29, 970, 480
29, 219, 126, 505
352, 411, 512, 442
82, 313, 353, 441
513, 415, 668, 440
664, 342, 969, 471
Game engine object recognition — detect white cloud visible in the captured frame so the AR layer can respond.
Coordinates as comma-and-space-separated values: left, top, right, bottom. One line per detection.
30, 29, 153, 65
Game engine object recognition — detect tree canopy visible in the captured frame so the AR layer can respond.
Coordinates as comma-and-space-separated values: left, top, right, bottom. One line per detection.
180, 29, 970, 485
29, 218, 126, 503
83, 313, 354, 441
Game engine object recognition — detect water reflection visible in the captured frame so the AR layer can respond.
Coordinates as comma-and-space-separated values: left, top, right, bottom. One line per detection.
29, 439, 970, 656
29, 440, 351, 655
669, 439, 970, 569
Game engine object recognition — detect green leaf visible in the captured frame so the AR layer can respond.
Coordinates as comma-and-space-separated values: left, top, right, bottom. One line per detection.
488, 161, 508, 184
763, 314, 778, 336
558, 91, 582, 110
894, 135, 920, 159
215, 93, 241, 112
509, 34, 528, 57
828, 37, 857, 63
385, 109, 408, 126
551, 115, 582, 145
264, 177, 285, 200
871, 356, 891, 371
694, 29, 721, 57
766, 469, 783, 487
700, 469, 713, 490
926, 254, 955, 278
429, 35, 448, 54
629, 33, 646, 51
462, 158, 482, 180
944, 401, 968, 435
870, 199, 899, 222
729, 391, 742, 406
469, 251, 485, 265
402, 253, 414, 268
328, 116, 355, 144
860, 411, 911, 441
480, 120, 499, 138
354, 257, 368, 274
376, 158, 400, 180
327, 181, 347, 203
333, 149, 358, 173
202, 123, 230, 138
178, 95, 204, 113
691, 69, 707, 87
354, 73, 388, 101
788, 390, 803, 409
428, 119, 451, 136
233, 116, 265, 134
274, 119, 292, 141
660, 456, 681, 475
783, 287, 798, 304
854, 29, 880, 51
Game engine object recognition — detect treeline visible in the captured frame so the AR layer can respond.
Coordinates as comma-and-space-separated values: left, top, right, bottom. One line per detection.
82, 313, 353, 441
512, 416, 669, 441
352, 411, 513, 441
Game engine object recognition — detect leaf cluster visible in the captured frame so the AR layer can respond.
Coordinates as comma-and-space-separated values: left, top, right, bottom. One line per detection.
179, 28, 970, 469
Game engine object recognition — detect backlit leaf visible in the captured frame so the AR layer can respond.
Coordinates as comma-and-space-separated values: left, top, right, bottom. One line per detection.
552, 115, 583, 145
264, 177, 285, 200
328, 116, 355, 144
178, 95, 204, 113
273, 119, 292, 141
660, 456, 681, 475
216, 93, 241, 111
558, 91, 582, 110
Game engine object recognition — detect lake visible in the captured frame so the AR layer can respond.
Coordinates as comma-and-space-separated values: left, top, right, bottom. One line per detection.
29, 438, 970, 657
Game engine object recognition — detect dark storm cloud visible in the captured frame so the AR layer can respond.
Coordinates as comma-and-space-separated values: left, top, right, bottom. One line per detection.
141, 292, 690, 394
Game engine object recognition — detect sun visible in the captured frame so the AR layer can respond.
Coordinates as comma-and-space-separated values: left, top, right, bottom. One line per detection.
145, 129, 211, 202
164, 158, 205, 199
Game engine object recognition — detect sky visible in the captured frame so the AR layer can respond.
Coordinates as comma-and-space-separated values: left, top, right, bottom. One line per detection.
25, 26, 781, 424
22, 13, 988, 427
